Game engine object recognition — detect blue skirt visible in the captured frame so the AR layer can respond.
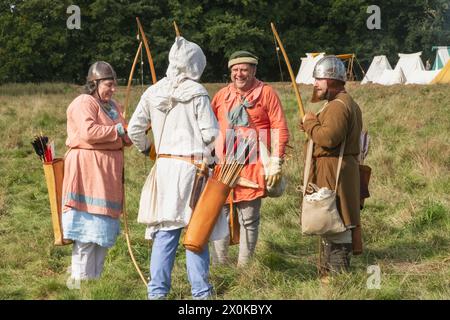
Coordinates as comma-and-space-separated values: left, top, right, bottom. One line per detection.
62, 209, 120, 248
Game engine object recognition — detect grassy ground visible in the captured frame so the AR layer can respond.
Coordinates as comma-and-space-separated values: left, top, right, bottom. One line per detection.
0, 82, 449, 300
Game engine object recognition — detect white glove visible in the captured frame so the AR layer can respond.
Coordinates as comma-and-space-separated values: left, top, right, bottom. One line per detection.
265, 157, 283, 188
266, 157, 283, 176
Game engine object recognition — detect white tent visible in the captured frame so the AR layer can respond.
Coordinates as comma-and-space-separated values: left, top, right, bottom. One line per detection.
406, 69, 441, 84
393, 52, 424, 83
375, 67, 406, 85
295, 52, 325, 84
405, 47, 449, 84
432, 46, 450, 70
361, 55, 392, 84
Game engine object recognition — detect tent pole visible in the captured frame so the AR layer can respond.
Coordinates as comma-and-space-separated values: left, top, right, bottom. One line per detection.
354, 56, 366, 79
350, 55, 354, 81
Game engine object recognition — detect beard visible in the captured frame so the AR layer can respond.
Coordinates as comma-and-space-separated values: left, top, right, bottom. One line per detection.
311, 86, 326, 103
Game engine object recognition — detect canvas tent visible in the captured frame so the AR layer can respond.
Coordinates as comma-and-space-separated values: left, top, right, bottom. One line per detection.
405, 47, 449, 84
393, 52, 425, 83
431, 61, 450, 84
361, 55, 392, 84
295, 52, 325, 84
375, 68, 406, 85
402, 49, 449, 84
432, 46, 450, 70
406, 69, 441, 84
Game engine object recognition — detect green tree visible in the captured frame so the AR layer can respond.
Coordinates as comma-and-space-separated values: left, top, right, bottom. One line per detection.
0, 0, 448, 83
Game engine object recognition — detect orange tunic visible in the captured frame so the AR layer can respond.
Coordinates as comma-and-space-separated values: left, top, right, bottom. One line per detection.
211, 81, 289, 202
62, 94, 130, 218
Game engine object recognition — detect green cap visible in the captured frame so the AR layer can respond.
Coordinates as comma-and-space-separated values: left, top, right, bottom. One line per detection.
228, 50, 258, 68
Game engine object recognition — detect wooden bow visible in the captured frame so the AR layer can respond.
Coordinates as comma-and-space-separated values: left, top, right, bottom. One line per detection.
173, 21, 181, 37
124, 17, 157, 119
122, 17, 159, 287
124, 42, 143, 120
136, 17, 157, 84
270, 22, 306, 120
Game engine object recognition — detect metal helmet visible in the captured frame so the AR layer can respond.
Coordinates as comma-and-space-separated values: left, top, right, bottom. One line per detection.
87, 61, 117, 82
313, 55, 346, 82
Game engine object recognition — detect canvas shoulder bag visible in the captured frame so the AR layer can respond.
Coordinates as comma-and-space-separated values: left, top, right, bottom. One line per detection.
301, 138, 347, 235
137, 110, 170, 225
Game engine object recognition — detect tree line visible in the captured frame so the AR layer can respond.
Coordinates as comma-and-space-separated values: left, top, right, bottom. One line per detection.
0, 0, 448, 84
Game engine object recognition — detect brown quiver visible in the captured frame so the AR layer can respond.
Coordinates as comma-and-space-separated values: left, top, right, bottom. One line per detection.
351, 224, 363, 255
43, 159, 72, 246
183, 178, 231, 253
359, 164, 371, 209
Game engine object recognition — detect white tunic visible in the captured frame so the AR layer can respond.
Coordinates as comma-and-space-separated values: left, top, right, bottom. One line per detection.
128, 37, 228, 240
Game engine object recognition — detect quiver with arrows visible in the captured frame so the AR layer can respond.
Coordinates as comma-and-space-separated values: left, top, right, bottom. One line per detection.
43, 158, 72, 246
183, 178, 231, 253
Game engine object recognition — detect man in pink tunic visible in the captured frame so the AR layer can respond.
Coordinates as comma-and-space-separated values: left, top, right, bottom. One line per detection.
210, 51, 290, 266
62, 61, 132, 280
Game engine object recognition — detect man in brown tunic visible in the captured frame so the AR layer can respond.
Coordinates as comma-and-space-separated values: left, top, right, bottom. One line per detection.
301, 55, 363, 274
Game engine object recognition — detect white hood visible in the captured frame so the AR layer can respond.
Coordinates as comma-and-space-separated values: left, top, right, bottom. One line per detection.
141, 36, 208, 112
166, 36, 206, 83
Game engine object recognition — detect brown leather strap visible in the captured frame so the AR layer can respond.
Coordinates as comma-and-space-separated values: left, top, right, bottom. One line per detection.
157, 154, 203, 169
303, 97, 348, 194
303, 138, 345, 196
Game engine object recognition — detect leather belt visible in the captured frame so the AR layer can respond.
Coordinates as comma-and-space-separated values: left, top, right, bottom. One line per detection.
313, 153, 358, 159
157, 154, 203, 169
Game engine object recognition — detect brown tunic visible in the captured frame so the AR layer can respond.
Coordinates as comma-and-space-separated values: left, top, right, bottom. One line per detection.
303, 92, 363, 226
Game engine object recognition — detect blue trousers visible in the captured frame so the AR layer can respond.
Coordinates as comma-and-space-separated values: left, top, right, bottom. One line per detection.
148, 228, 213, 299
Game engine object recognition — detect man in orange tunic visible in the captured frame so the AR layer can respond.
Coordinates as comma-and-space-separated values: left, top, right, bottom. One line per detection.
210, 51, 289, 266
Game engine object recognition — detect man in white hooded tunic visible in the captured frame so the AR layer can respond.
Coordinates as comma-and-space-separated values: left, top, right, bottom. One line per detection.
128, 37, 227, 299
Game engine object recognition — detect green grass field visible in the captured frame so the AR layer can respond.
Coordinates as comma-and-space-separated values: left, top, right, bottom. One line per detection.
0, 82, 449, 300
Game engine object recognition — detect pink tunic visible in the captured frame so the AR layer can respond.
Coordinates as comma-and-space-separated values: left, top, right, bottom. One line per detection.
62, 94, 130, 218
